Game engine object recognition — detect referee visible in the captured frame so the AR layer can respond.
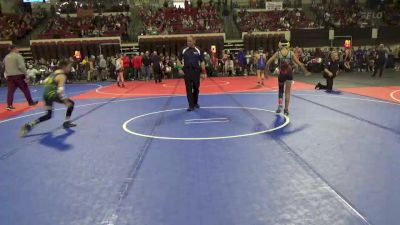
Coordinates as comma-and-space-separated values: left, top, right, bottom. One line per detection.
4, 45, 38, 111
177, 36, 207, 111
372, 44, 387, 78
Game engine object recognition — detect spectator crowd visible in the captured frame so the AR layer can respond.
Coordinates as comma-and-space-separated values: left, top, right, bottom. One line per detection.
236, 9, 318, 32
311, 3, 376, 28
57, 0, 129, 14
0, 11, 46, 41
139, 3, 223, 35
37, 14, 130, 40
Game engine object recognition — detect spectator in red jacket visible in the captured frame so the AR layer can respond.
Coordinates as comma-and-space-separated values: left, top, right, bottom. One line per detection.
132, 53, 142, 80
122, 54, 132, 80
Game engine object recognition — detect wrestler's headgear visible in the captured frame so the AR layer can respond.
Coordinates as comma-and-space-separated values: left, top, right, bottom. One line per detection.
278, 39, 290, 49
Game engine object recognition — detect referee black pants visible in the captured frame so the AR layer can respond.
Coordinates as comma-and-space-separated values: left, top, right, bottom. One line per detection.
153, 66, 162, 83
319, 75, 336, 91
184, 73, 200, 108
372, 63, 385, 77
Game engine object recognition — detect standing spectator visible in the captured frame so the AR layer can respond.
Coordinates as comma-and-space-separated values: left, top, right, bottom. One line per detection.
142, 51, 152, 81
122, 54, 132, 80
87, 56, 96, 81
387, 48, 395, 68
245, 51, 253, 75
394, 46, 400, 71
109, 55, 116, 79
255, 51, 267, 85
133, 53, 142, 80
343, 48, 352, 71
3, 45, 38, 111
367, 48, 376, 72
237, 50, 247, 76
116, 54, 125, 87
98, 55, 107, 81
82, 56, 90, 81
211, 53, 219, 75
163, 56, 173, 79
372, 44, 387, 78
0, 61, 5, 86
204, 52, 214, 77
224, 55, 235, 76
355, 47, 365, 72
151, 51, 162, 83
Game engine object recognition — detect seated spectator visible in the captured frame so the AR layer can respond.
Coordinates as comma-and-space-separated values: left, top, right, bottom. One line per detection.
37, 13, 130, 39
139, 4, 223, 34
0, 11, 46, 41
57, 0, 129, 14
26, 65, 40, 84
385, 6, 400, 26
236, 9, 316, 32
312, 3, 372, 28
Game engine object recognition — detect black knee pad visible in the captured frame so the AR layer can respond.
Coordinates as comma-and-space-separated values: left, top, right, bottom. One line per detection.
39, 110, 52, 122
44, 111, 52, 120
278, 82, 285, 98
66, 99, 75, 117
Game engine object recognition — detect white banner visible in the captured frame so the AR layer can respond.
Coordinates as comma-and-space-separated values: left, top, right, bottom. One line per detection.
360, 11, 383, 20
265, 2, 283, 11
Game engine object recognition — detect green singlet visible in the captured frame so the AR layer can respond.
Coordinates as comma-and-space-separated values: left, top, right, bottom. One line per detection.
43, 71, 64, 105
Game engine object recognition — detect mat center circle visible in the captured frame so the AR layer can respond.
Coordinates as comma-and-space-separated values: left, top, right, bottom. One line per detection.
122, 106, 290, 140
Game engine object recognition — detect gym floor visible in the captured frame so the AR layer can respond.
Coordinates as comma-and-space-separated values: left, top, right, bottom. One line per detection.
0, 70, 399, 225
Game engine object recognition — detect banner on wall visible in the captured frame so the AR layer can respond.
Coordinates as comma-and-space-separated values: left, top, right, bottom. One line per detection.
77, 8, 94, 17
265, 2, 283, 11
360, 11, 383, 20
211, 45, 216, 54
344, 39, 352, 49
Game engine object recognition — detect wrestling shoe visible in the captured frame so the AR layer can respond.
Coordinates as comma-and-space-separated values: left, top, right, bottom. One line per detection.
284, 109, 289, 116
63, 121, 77, 129
20, 123, 32, 137
276, 105, 283, 114
6, 106, 15, 111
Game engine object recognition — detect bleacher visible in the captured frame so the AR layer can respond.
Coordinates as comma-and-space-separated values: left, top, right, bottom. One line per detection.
0, 12, 46, 41
139, 4, 223, 35
36, 14, 130, 40
385, 6, 400, 26
57, 0, 129, 14
30, 38, 121, 60
236, 9, 316, 32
